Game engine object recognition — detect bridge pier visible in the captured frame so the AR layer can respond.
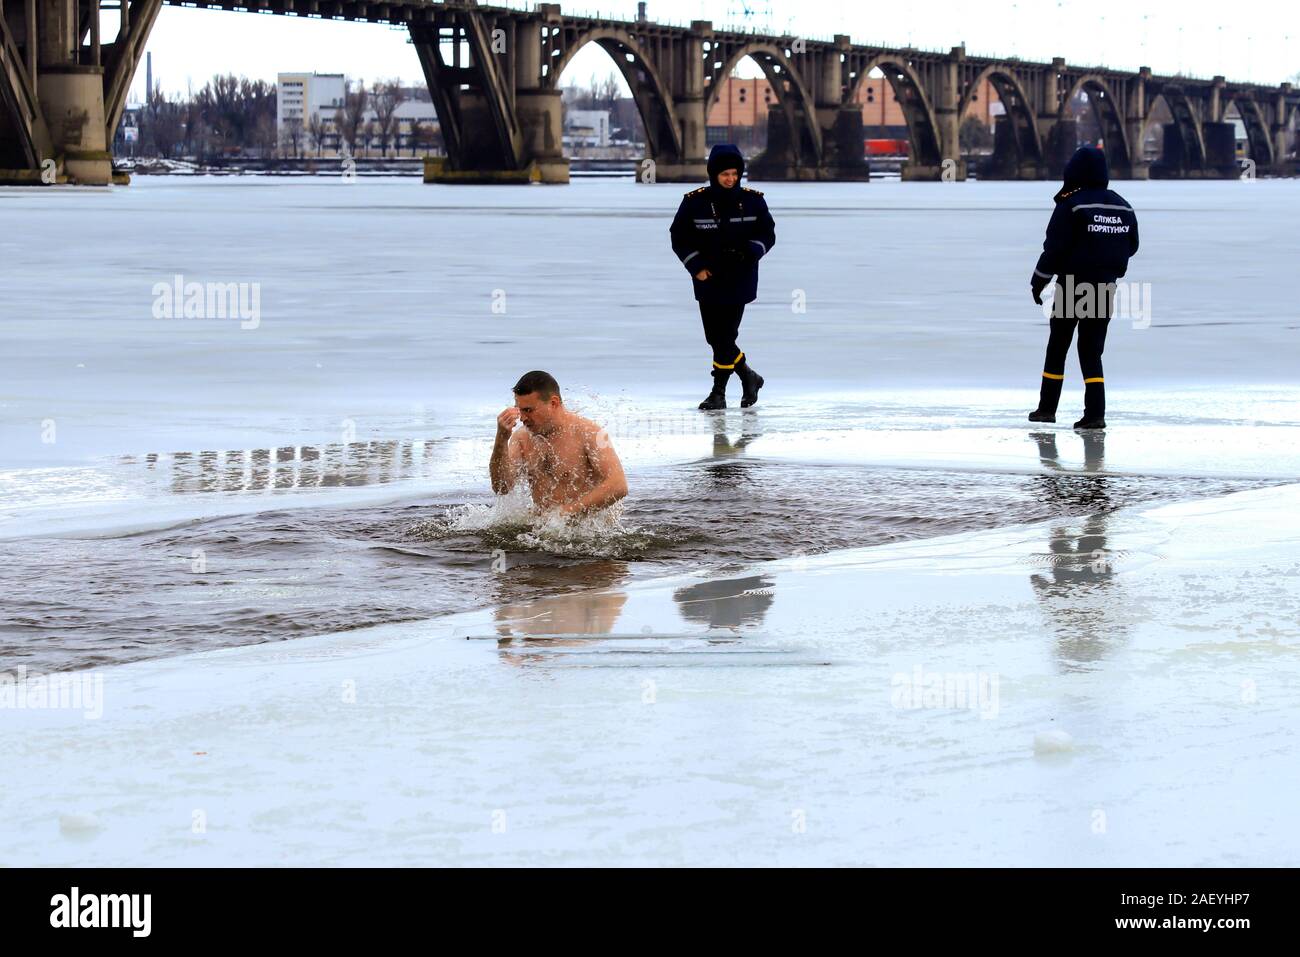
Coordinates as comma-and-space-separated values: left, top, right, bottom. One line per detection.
42, 0, 111, 185
819, 108, 872, 180
976, 116, 1047, 179
748, 107, 869, 181
653, 94, 706, 183
0, 0, 111, 184
1151, 121, 1239, 178
651, 21, 710, 184
1123, 67, 1152, 181
1272, 84, 1294, 173
894, 48, 967, 182
1203, 122, 1243, 177
934, 48, 967, 180
38, 64, 111, 185
804, 40, 869, 181
511, 15, 567, 183
515, 88, 570, 184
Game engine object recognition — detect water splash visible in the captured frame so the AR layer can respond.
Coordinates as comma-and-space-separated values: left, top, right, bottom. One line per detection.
406, 488, 658, 559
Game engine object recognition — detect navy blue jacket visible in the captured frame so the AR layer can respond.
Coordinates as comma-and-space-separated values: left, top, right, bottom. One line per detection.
670, 148, 776, 305
1034, 147, 1139, 286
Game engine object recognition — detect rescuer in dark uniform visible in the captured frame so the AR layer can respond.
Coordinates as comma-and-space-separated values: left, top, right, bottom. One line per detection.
670, 144, 777, 411
1029, 145, 1140, 429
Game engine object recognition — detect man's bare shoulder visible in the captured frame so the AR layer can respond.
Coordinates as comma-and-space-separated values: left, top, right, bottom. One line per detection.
569, 414, 614, 444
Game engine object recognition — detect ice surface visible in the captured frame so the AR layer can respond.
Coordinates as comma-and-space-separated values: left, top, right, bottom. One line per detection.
3, 177, 1298, 449
3, 177, 1298, 536
2, 176, 1298, 865
2, 481, 1297, 866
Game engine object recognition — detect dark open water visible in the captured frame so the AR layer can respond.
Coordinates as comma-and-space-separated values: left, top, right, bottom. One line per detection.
1, 441, 1276, 671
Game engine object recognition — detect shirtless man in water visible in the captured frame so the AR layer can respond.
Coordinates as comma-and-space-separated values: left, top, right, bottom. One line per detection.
490, 371, 628, 515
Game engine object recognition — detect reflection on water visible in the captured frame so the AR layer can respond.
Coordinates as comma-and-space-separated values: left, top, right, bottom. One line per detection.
1031, 430, 1106, 474
704, 412, 763, 488
486, 566, 786, 667
1027, 431, 1130, 670
490, 574, 630, 667
493, 560, 630, 639
489, 559, 627, 667
1030, 431, 1111, 512
674, 575, 775, 630
119, 439, 441, 494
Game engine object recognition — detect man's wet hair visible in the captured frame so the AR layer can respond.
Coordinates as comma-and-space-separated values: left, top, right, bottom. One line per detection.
513, 370, 561, 401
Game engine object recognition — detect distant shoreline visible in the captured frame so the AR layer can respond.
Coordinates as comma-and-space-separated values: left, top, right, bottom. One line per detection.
116, 157, 644, 177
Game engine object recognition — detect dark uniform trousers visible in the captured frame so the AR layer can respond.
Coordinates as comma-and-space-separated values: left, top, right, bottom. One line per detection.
700, 303, 746, 371
1039, 280, 1114, 419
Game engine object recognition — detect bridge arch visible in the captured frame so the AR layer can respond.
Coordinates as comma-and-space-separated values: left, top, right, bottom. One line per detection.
544, 27, 683, 161
1157, 86, 1207, 169
1230, 94, 1275, 167
847, 56, 944, 168
706, 42, 824, 162
1283, 99, 1300, 160
1060, 74, 1131, 172
958, 65, 1043, 164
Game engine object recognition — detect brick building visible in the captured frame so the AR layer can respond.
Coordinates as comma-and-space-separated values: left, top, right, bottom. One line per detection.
706, 72, 1000, 151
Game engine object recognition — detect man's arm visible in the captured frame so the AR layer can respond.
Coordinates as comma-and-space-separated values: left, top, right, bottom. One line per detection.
1031, 200, 1074, 303
670, 196, 711, 279
749, 195, 776, 261
564, 427, 628, 515
1033, 200, 1074, 281
490, 409, 524, 494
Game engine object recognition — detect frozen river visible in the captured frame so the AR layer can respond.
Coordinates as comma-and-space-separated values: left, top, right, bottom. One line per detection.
1, 175, 1297, 865
3, 174, 1298, 464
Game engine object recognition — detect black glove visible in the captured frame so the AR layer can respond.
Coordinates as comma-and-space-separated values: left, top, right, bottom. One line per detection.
1031, 272, 1052, 305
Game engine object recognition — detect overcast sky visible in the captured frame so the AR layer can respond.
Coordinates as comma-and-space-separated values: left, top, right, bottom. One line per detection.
134, 0, 1299, 100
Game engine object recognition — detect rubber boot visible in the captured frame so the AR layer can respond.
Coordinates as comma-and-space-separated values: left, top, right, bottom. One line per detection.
734, 356, 764, 408
698, 369, 730, 411
1074, 380, 1106, 429
1029, 375, 1063, 423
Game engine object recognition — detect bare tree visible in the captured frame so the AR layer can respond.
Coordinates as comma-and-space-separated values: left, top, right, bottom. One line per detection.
564, 72, 622, 110
253, 112, 278, 157
307, 112, 325, 157
192, 74, 278, 159
282, 115, 304, 159
372, 80, 406, 158
181, 80, 197, 157
144, 83, 183, 159
598, 73, 621, 110
339, 79, 369, 156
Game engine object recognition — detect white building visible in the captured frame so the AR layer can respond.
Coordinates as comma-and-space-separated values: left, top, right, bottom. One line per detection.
277, 72, 346, 142
277, 73, 443, 157
564, 109, 611, 148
